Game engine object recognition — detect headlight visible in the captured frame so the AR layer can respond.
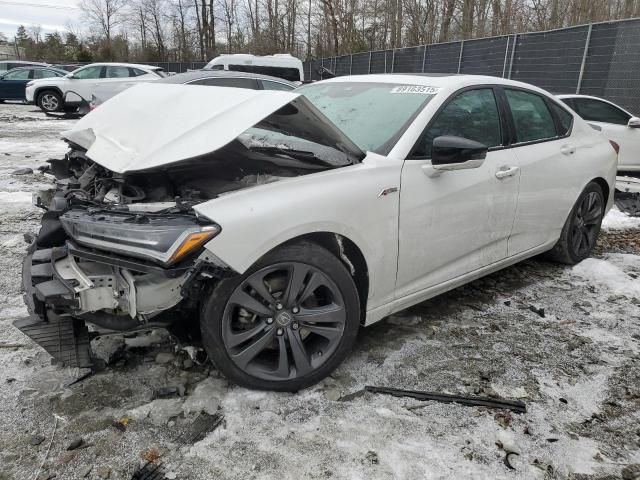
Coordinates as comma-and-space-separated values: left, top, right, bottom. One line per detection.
60, 210, 220, 265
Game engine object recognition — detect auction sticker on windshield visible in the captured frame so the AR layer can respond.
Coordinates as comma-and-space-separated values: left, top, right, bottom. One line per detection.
390, 85, 440, 94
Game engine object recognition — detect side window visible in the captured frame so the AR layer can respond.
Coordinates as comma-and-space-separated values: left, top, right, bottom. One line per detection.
228, 64, 301, 82
130, 68, 148, 77
190, 77, 258, 89
105, 66, 130, 78
573, 98, 631, 125
505, 89, 556, 143
550, 102, 573, 136
560, 97, 576, 110
73, 66, 103, 79
412, 88, 502, 158
4, 69, 31, 80
260, 80, 293, 91
33, 69, 60, 79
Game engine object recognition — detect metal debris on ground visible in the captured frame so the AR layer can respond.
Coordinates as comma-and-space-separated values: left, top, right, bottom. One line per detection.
131, 461, 166, 480
175, 411, 224, 445
364, 386, 527, 414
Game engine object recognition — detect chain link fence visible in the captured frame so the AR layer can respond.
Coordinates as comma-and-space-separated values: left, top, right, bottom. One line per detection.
304, 18, 640, 115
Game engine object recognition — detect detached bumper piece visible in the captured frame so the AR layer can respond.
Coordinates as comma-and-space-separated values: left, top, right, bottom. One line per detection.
17, 246, 93, 368
13, 315, 92, 368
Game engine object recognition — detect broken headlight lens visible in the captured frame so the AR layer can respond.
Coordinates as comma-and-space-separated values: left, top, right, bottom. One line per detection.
60, 210, 220, 265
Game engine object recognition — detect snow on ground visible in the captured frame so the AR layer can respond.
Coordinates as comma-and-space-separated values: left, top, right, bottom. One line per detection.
1, 103, 639, 480
602, 205, 640, 231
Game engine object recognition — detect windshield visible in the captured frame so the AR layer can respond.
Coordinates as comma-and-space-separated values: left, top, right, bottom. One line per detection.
234, 96, 364, 168
298, 82, 438, 154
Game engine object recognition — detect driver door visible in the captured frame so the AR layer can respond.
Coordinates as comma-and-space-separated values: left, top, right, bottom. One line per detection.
395, 87, 520, 299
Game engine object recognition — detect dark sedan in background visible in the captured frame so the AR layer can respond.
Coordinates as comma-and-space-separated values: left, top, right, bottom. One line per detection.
0, 66, 67, 102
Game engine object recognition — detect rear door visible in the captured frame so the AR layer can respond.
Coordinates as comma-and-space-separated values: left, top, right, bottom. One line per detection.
571, 97, 638, 171
396, 87, 520, 298
504, 88, 582, 255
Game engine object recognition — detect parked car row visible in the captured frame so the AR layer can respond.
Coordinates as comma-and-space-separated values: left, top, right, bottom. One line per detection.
16, 72, 623, 391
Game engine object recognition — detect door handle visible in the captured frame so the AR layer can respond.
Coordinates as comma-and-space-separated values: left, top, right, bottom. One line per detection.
560, 144, 576, 155
495, 166, 519, 179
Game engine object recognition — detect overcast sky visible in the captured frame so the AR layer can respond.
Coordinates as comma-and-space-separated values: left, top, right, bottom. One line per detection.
0, 0, 82, 39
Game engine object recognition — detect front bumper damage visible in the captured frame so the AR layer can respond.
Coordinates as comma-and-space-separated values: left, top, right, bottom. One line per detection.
17, 240, 196, 368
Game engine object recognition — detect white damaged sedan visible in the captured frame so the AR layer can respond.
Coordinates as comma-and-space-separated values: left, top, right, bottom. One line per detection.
18, 75, 617, 391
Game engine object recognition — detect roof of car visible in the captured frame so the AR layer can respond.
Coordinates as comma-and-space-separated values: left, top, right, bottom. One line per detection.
5, 65, 67, 72
156, 69, 296, 86
0, 65, 67, 76
0, 60, 48, 65
81, 62, 164, 70
317, 73, 552, 95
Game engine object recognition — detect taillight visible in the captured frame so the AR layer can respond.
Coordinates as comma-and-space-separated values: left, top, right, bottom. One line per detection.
609, 140, 620, 155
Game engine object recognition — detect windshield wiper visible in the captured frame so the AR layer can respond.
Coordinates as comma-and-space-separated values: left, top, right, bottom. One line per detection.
249, 146, 335, 167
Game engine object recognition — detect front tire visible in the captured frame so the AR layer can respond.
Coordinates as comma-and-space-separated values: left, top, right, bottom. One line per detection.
548, 182, 605, 265
201, 241, 361, 391
37, 90, 63, 113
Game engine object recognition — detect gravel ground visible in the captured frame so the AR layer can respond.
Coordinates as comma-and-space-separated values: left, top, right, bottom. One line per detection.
1, 103, 640, 480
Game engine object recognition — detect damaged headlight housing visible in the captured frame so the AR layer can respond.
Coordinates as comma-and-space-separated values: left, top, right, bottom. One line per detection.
60, 210, 220, 266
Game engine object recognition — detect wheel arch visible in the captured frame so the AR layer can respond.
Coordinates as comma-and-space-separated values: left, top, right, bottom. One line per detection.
270, 232, 369, 325
34, 86, 63, 102
591, 176, 610, 204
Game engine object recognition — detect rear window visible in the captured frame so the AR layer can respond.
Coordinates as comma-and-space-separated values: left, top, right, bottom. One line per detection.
189, 77, 258, 89
299, 82, 437, 153
228, 64, 300, 82
152, 68, 167, 78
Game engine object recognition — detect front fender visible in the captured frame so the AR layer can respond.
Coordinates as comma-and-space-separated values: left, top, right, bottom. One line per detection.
194, 153, 402, 311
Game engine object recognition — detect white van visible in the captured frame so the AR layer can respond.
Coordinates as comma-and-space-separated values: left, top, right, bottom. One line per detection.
204, 54, 304, 83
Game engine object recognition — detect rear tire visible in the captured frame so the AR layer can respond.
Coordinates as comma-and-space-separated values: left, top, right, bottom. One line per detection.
548, 182, 605, 265
37, 90, 62, 113
201, 241, 361, 391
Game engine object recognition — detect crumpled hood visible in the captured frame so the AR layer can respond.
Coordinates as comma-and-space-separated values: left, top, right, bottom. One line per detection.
61, 83, 300, 173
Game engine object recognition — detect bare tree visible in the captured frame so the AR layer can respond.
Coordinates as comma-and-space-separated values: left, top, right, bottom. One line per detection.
80, 0, 126, 42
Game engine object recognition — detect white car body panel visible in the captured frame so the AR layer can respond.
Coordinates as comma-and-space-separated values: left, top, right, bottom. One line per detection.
396, 148, 519, 299
62, 84, 299, 173
25, 62, 161, 104
558, 94, 640, 172
57, 74, 617, 327
194, 152, 402, 318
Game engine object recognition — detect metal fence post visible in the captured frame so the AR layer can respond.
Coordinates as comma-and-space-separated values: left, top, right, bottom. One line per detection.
368, 52, 372, 73
508, 34, 518, 79
384, 51, 387, 73
502, 35, 511, 78
576, 23, 593, 94
457, 40, 464, 73
421, 45, 427, 72
349, 54, 353, 75
391, 49, 396, 72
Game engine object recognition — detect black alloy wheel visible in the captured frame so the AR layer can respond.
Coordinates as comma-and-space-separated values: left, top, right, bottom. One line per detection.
201, 242, 360, 391
570, 190, 603, 258
549, 181, 605, 265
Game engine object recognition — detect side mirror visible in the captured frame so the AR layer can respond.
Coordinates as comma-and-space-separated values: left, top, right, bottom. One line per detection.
628, 117, 640, 128
431, 136, 488, 171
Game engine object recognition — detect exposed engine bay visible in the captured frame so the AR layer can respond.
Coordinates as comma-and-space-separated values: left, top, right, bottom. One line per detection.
15, 86, 365, 370
17, 142, 338, 368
